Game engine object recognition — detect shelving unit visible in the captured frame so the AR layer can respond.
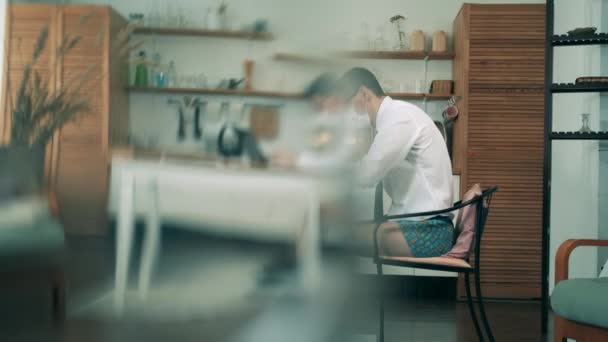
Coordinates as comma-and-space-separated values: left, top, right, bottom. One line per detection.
132, 26, 273, 40
552, 83, 608, 93
542, 0, 608, 333
274, 50, 455, 109
127, 86, 302, 99
552, 32, 608, 46
551, 131, 608, 140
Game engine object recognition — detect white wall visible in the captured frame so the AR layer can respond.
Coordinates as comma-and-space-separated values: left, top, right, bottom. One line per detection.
550, 0, 604, 291
65, 0, 542, 153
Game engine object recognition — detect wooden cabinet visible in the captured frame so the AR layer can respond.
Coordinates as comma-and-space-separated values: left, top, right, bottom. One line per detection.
1, 4, 128, 235
453, 4, 545, 299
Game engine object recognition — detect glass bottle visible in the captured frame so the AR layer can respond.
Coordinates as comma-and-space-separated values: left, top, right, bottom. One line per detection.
358, 22, 371, 50
134, 51, 148, 87
579, 113, 592, 133
374, 26, 386, 51
167, 60, 177, 88
152, 53, 166, 87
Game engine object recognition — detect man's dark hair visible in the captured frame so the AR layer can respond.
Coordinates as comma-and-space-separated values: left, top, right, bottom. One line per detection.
334, 67, 385, 99
303, 73, 336, 99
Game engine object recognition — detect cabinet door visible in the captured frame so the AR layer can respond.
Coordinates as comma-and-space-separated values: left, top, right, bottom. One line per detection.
54, 5, 109, 235
462, 4, 545, 299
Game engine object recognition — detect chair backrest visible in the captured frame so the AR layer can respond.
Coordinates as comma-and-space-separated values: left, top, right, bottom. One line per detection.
469, 186, 498, 270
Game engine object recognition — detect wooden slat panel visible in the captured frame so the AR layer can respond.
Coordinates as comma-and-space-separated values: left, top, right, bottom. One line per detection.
2, 4, 58, 144
55, 5, 111, 235
454, 4, 545, 300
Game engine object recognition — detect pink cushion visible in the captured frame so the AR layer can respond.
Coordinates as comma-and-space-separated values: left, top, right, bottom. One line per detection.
442, 184, 483, 260
381, 256, 472, 269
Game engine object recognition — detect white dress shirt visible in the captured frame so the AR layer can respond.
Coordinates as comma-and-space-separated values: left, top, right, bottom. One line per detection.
357, 97, 453, 220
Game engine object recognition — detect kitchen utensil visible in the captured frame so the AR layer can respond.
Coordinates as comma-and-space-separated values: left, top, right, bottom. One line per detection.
409, 30, 425, 52
243, 59, 254, 91
567, 27, 597, 37
177, 104, 186, 141
228, 78, 244, 90
250, 106, 279, 140
432, 31, 448, 53
202, 102, 223, 154
193, 100, 204, 140
218, 102, 244, 157
253, 20, 268, 33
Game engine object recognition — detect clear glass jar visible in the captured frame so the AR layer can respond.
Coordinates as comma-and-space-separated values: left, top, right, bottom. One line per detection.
579, 113, 592, 133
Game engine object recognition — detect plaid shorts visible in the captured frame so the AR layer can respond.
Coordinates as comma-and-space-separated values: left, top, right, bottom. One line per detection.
397, 216, 454, 258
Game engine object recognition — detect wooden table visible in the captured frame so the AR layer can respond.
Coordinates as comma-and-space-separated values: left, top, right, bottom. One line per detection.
110, 158, 346, 313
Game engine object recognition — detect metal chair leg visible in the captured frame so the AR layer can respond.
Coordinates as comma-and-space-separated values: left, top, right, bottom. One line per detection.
52, 270, 66, 322
376, 262, 384, 342
465, 273, 484, 342
474, 270, 495, 342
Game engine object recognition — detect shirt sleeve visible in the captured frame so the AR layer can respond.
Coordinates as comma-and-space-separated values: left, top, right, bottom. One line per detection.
356, 118, 419, 188
296, 142, 356, 171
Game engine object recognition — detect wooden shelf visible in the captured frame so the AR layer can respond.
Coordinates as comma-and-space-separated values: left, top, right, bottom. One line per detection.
387, 93, 452, 100
132, 27, 273, 40
335, 50, 455, 60
127, 87, 452, 101
127, 86, 303, 99
274, 51, 455, 63
273, 53, 336, 65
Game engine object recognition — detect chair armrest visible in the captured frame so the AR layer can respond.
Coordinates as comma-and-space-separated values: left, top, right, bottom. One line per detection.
555, 239, 608, 284
43, 189, 60, 218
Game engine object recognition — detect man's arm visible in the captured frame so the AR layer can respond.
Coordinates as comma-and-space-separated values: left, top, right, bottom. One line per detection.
357, 119, 419, 187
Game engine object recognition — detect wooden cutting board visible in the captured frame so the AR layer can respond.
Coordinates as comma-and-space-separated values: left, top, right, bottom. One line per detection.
249, 105, 279, 140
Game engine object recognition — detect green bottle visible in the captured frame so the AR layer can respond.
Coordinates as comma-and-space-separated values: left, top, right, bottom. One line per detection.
134, 51, 148, 87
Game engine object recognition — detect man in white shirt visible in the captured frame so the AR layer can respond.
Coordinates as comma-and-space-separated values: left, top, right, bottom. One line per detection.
335, 68, 454, 258
272, 74, 371, 172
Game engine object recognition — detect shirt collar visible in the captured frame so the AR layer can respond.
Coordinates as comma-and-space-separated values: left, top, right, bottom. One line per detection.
375, 96, 392, 131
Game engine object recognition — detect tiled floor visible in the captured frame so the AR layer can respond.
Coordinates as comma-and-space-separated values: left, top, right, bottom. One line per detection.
0, 233, 550, 342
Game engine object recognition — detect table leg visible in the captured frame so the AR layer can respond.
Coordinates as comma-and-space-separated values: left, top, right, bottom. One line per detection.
298, 188, 321, 292
138, 178, 161, 299
114, 172, 135, 314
